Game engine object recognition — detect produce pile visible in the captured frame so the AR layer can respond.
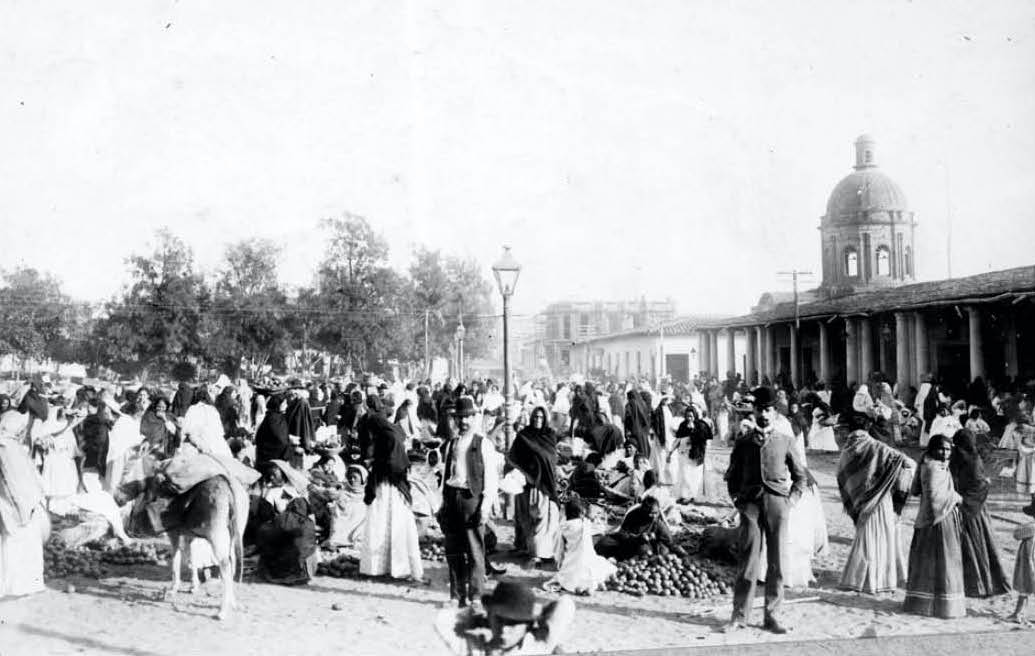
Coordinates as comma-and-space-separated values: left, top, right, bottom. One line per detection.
316, 553, 359, 578
604, 553, 733, 599
44, 538, 105, 579
95, 543, 166, 566
419, 538, 446, 562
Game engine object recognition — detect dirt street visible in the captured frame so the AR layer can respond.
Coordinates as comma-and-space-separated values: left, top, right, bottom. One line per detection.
1, 448, 1031, 655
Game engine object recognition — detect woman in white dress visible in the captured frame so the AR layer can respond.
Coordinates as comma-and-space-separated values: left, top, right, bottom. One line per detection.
671, 406, 709, 503
359, 407, 423, 580
808, 403, 840, 452
547, 499, 616, 594
38, 407, 81, 510
649, 396, 680, 487
180, 387, 232, 458
0, 436, 48, 598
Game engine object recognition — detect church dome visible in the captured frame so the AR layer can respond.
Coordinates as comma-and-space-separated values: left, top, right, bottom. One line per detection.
824, 135, 908, 223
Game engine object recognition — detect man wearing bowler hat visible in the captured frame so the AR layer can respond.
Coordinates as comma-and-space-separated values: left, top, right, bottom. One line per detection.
438, 396, 499, 608
723, 386, 807, 634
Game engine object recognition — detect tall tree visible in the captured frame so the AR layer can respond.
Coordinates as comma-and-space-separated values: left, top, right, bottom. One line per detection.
92, 229, 210, 378
0, 267, 72, 364
207, 238, 290, 377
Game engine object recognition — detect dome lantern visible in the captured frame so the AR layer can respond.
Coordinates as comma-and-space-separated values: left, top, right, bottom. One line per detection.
854, 134, 877, 169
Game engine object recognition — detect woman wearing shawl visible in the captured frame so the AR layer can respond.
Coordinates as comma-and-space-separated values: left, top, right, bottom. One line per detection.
509, 406, 560, 564
671, 405, 709, 503
214, 386, 240, 439
325, 464, 368, 547
255, 496, 319, 585
181, 387, 231, 458
359, 409, 423, 580
648, 395, 679, 486
837, 411, 915, 593
903, 434, 966, 618
568, 385, 598, 439
949, 428, 1010, 598
623, 390, 651, 458
255, 394, 292, 470
171, 382, 193, 419
139, 397, 177, 458
0, 436, 48, 598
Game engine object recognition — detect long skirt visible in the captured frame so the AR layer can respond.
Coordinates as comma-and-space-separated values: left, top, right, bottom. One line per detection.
0, 514, 46, 598
1013, 537, 1035, 595
808, 422, 839, 452
360, 482, 424, 579
959, 506, 1010, 597
903, 510, 966, 618
671, 453, 705, 501
840, 492, 906, 593
513, 487, 559, 560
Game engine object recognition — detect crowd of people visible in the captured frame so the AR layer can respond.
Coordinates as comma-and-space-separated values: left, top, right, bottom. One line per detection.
2, 365, 1035, 652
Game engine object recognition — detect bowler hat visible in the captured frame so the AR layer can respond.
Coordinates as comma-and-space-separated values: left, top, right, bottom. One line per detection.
451, 396, 477, 417
481, 581, 538, 622
750, 386, 775, 408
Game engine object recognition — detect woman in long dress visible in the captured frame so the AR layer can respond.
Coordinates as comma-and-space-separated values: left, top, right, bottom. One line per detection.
649, 396, 679, 487
808, 403, 839, 452
0, 436, 48, 598
837, 411, 914, 593
671, 406, 709, 503
359, 411, 423, 580
949, 428, 1010, 598
903, 434, 966, 618
509, 406, 560, 565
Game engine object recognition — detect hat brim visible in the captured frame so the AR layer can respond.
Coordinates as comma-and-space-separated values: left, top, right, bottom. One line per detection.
480, 595, 538, 622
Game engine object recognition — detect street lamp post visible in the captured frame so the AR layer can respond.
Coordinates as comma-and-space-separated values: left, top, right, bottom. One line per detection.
492, 246, 521, 448
455, 320, 466, 383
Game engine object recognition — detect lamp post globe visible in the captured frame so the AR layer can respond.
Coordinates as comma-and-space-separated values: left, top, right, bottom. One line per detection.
491, 246, 521, 447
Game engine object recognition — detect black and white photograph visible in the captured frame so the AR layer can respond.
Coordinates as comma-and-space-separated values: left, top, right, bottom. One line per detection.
1, 2, 1034, 654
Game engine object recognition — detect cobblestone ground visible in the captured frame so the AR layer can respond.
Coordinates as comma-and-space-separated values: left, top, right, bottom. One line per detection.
1, 446, 1031, 655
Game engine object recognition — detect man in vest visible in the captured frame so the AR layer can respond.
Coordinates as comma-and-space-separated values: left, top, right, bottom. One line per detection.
723, 386, 807, 635
438, 396, 499, 608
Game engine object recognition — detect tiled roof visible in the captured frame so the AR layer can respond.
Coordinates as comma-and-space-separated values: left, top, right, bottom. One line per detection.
576, 314, 733, 343
698, 265, 1035, 329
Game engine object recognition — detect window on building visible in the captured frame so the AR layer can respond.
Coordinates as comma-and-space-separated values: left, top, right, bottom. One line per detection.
876, 246, 891, 276
562, 315, 571, 340
844, 248, 859, 277
561, 349, 570, 366
904, 247, 913, 277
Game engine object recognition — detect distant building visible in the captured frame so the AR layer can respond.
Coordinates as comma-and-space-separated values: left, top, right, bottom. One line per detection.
522, 299, 676, 375
698, 135, 1035, 393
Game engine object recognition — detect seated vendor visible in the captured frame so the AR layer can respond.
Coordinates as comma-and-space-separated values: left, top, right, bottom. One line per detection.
569, 453, 608, 500
255, 496, 319, 585
593, 496, 686, 561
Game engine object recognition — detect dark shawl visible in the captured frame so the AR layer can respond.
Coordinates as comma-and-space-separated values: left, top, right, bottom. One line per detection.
677, 418, 710, 462
255, 403, 292, 469
588, 419, 624, 457
256, 496, 317, 583
836, 429, 909, 523
17, 385, 49, 421
285, 396, 315, 452
509, 419, 559, 500
79, 413, 112, 475
623, 392, 651, 456
569, 463, 606, 500
949, 428, 989, 517
569, 389, 598, 435
651, 403, 671, 448
322, 395, 343, 428
363, 414, 411, 505
618, 504, 674, 548
215, 389, 240, 438
171, 382, 193, 418
140, 409, 175, 458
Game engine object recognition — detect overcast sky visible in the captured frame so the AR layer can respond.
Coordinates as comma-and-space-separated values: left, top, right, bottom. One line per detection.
2, 1, 1033, 320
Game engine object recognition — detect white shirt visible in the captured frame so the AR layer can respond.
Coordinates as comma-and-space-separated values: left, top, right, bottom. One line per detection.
445, 428, 499, 515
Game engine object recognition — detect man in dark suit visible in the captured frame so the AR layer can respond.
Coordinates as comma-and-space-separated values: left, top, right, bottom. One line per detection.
723, 386, 807, 634
438, 397, 499, 609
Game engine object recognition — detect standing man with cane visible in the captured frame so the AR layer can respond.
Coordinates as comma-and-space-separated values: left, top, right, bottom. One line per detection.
723, 386, 807, 634
438, 396, 499, 609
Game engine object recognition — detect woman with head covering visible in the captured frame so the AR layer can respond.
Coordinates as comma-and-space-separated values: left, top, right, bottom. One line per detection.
180, 386, 231, 458
903, 434, 966, 618
359, 407, 424, 580
323, 464, 368, 547
622, 390, 650, 460
808, 401, 839, 452
837, 411, 915, 594
139, 396, 177, 458
671, 405, 710, 503
950, 428, 1011, 598
171, 382, 193, 419
214, 386, 241, 439
0, 436, 48, 598
255, 394, 292, 470
255, 496, 319, 586
508, 406, 560, 565
284, 390, 315, 467
648, 394, 679, 487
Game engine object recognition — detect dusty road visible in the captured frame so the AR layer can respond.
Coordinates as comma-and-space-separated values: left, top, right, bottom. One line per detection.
1, 449, 1031, 655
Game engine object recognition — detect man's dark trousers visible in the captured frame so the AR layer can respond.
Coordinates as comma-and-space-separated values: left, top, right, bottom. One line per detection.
441, 486, 485, 604
731, 492, 791, 624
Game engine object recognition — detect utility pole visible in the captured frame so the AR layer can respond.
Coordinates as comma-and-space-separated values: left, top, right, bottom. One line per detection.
424, 309, 430, 379
777, 269, 814, 387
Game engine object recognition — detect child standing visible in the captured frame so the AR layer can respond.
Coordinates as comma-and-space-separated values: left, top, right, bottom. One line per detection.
1008, 501, 1035, 624
547, 499, 617, 595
